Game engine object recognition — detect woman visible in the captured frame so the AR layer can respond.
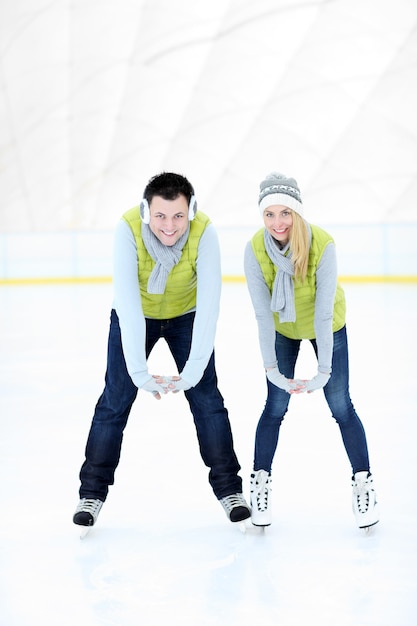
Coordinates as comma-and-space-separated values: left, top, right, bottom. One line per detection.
244, 171, 379, 530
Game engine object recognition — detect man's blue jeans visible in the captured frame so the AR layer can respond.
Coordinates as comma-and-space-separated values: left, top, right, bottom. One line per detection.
79, 310, 242, 501
254, 325, 370, 475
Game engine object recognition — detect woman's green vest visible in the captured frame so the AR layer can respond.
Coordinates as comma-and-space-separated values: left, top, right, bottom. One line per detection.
251, 224, 346, 339
122, 207, 211, 319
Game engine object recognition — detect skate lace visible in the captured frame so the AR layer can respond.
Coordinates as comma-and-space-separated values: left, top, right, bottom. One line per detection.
252, 472, 270, 512
220, 493, 247, 513
354, 482, 371, 513
76, 498, 103, 516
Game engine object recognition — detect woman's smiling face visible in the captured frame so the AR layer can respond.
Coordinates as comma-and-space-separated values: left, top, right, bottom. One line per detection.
263, 205, 293, 245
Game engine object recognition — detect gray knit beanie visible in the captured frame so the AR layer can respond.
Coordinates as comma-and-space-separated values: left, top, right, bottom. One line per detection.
258, 171, 303, 216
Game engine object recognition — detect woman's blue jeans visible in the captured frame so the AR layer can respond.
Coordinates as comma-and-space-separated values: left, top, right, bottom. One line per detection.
254, 325, 370, 475
79, 310, 242, 501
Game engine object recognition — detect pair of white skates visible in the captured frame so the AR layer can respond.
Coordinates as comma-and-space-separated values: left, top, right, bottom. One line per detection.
250, 469, 379, 531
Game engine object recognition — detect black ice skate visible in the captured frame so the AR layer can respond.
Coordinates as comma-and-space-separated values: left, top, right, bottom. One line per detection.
220, 493, 251, 529
73, 498, 103, 537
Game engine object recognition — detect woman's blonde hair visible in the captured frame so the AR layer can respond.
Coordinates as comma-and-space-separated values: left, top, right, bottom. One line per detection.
289, 211, 310, 282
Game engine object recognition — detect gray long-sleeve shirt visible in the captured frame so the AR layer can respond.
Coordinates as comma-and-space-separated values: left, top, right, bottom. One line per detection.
112, 219, 222, 388
244, 238, 338, 374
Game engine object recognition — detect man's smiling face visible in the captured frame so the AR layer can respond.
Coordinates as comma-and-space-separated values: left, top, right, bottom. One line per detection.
148, 195, 189, 246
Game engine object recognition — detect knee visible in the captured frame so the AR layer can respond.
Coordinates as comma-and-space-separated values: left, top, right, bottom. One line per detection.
260, 400, 288, 425
328, 398, 358, 425
263, 388, 289, 416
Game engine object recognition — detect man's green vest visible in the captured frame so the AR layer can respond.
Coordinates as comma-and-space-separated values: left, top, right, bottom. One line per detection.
251, 224, 346, 339
122, 207, 211, 319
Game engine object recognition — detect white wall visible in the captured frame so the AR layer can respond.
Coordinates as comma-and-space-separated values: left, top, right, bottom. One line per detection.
1, 0, 416, 280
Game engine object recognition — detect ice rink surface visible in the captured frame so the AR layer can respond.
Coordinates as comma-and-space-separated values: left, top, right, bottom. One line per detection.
1, 281, 416, 626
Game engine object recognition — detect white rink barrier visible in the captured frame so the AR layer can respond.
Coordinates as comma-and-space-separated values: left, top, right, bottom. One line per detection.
0, 223, 416, 283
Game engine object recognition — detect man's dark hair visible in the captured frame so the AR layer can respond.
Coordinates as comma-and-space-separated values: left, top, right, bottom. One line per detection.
143, 172, 194, 204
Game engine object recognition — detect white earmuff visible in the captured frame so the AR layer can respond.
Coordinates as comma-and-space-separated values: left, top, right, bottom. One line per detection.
188, 195, 197, 220
139, 199, 150, 224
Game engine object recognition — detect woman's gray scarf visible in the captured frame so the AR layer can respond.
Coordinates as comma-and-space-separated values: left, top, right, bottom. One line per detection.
264, 223, 311, 323
141, 222, 190, 294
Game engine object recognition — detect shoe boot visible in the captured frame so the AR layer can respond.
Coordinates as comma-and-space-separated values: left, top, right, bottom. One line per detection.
220, 493, 251, 522
352, 471, 379, 529
250, 470, 272, 526
73, 498, 103, 526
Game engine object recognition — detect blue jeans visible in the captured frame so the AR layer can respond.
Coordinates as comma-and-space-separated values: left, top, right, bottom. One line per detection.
79, 310, 242, 501
254, 325, 370, 475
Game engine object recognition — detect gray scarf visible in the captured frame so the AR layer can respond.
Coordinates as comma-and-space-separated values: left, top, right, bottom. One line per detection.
264, 223, 311, 323
141, 222, 190, 294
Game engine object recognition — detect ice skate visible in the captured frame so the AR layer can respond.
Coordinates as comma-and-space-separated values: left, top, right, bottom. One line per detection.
250, 470, 272, 527
220, 493, 251, 527
352, 471, 379, 531
73, 498, 103, 536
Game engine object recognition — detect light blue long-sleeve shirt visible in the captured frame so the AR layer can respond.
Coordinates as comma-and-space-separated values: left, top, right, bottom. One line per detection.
112, 219, 222, 388
244, 239, 338, 374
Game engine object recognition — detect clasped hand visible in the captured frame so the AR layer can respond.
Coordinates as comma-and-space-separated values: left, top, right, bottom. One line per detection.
266, 367, 330, 394
142, 374, 191, 400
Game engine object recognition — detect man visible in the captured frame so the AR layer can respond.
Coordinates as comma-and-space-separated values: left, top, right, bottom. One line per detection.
73, 172, 250, 529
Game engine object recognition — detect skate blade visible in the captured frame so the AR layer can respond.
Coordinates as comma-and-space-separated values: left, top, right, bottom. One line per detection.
79, 526, 91, 539
251, 519, 271, 531
360, 520, 379, 535
237, 521, 247, 534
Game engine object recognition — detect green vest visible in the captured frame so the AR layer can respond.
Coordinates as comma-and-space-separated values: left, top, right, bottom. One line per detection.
251, 224, 346, 339
122, 207, 211, 319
